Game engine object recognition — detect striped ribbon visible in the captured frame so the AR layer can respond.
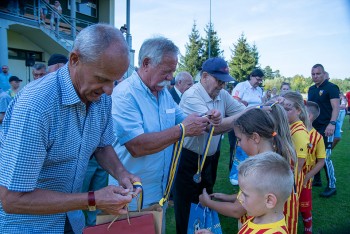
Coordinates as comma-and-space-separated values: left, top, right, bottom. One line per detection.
159, 123, 185, 206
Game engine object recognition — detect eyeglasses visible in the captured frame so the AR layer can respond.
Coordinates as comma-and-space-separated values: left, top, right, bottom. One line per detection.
208, 73, 225, 86
254, 76, 263, 82
33, 73, 46, 78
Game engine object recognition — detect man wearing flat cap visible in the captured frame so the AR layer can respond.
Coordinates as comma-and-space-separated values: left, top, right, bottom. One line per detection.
47, 53, 68, 73
173, 57, 246, 233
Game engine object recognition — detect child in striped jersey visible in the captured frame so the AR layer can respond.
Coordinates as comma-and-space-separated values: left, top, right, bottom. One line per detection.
196, 152, 293, 234
199, 108, 297, 233
237, 152, 293, 234
280, 92, 310, 234
300, 101, 326, 234
282, 91, 310, 197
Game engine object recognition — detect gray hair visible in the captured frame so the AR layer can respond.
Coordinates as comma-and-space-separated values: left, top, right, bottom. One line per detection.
175, 71, 192, 84
138, 37, 179, 67
72, 23, 129, 63
32, 63, 46, 71
238, 152, 294, 204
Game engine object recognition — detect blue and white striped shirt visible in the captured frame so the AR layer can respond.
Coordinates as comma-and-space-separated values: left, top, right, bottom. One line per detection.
0, 65, 115, 233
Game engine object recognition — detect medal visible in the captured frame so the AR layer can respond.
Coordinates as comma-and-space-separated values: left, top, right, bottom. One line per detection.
193, 173, 202, 183
193, 126, 214, 184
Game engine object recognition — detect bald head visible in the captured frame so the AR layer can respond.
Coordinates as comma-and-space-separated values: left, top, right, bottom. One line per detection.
175, 71, 193, 94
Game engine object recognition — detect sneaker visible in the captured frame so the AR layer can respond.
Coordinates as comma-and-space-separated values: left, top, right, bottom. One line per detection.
230, 178, 238, 186
320, 187, 336, 198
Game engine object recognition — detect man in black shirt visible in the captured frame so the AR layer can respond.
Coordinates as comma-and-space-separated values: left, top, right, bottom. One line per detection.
308, 64, 339, 198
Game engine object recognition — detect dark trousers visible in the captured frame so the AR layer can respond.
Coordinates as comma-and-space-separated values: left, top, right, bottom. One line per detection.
64, 216, 74, 234
228, 130, 237, 171
173, 148, 220, 234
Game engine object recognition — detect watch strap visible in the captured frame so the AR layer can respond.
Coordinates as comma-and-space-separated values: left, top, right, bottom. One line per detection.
88, 191, 96, 211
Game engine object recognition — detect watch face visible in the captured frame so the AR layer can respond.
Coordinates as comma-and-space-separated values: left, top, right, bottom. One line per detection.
88, 206, 96, 211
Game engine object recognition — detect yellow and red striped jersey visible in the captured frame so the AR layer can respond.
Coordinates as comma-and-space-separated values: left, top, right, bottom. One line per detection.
238, 217, 289, 234
290, 120, 309, 197
303, 128, 326, 189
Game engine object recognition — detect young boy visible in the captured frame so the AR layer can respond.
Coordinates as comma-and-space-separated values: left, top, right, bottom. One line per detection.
301, 101, 326, 234
237, 152, 293, 234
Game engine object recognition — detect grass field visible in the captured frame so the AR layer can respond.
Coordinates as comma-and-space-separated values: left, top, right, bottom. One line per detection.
166, 116, 350, 234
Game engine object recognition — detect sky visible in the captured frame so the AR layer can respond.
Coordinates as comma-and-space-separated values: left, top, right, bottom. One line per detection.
115, 0, 350, 79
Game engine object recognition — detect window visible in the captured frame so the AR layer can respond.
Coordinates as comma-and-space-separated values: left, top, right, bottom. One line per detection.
8, 48, 43, 62
68, 0, 98, 18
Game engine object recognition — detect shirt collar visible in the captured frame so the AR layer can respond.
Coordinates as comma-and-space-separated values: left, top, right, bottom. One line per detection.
174, 86, 182, 97
134, 71, 167, 98
58, 64, 83, 106
317, 78, 329, 88
247, 80, 257, 90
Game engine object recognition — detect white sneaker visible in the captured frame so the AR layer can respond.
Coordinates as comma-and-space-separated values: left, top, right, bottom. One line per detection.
230, 178, 238, 186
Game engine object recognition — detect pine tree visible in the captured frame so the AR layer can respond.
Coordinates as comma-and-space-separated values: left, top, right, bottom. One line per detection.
202, 23, 223, 61
228, 33, 259, 82
178, 21, 204, 77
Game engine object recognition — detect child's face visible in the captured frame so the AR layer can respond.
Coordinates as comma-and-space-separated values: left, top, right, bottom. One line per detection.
233, 126, 258, 156
237, 176, 267, 217
283, 98, 301, 124
307, 112, 313, 123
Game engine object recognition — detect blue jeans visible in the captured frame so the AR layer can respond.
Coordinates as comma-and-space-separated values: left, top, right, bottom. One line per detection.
335, 109, 346, 138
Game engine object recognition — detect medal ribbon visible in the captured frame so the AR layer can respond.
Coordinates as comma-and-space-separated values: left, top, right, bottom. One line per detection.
196, 125, 215, 175
159, 123, 185, 206
107, 182, 143, 229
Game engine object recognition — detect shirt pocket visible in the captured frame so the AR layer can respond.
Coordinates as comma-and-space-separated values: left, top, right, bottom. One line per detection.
164, 108, 176, 129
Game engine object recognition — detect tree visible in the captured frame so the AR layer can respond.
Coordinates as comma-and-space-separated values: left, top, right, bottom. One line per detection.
251, 43, 260, 67
202, 23, 223, 61
178, 21, 205, 77
262, 66, 282, 80
263, 66, 274, 80
228, 33, 259, 82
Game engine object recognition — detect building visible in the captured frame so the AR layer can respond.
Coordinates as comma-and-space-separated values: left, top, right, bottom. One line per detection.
0, 0, 134, 87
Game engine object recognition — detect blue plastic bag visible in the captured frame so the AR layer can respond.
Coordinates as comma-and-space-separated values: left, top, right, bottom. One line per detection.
187, 203, 222, 234
229, 146, 248, 185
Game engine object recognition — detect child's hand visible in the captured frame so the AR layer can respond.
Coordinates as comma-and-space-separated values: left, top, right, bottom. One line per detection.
199, 188, 211, 207
195, 229, 213, 234
304, 173, 311, 187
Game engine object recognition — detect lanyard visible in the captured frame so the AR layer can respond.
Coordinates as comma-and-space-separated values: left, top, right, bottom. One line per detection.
107, 182, 144, 229
193, 125, 215, 183
132, 182, 143, 211
159, 123, 185, 206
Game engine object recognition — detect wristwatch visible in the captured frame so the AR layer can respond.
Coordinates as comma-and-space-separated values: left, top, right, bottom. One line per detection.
329, 121, 336, 125
88, 191, 96, 211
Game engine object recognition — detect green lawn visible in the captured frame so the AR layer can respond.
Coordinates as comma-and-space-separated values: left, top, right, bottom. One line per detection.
166, 116, 350, 234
